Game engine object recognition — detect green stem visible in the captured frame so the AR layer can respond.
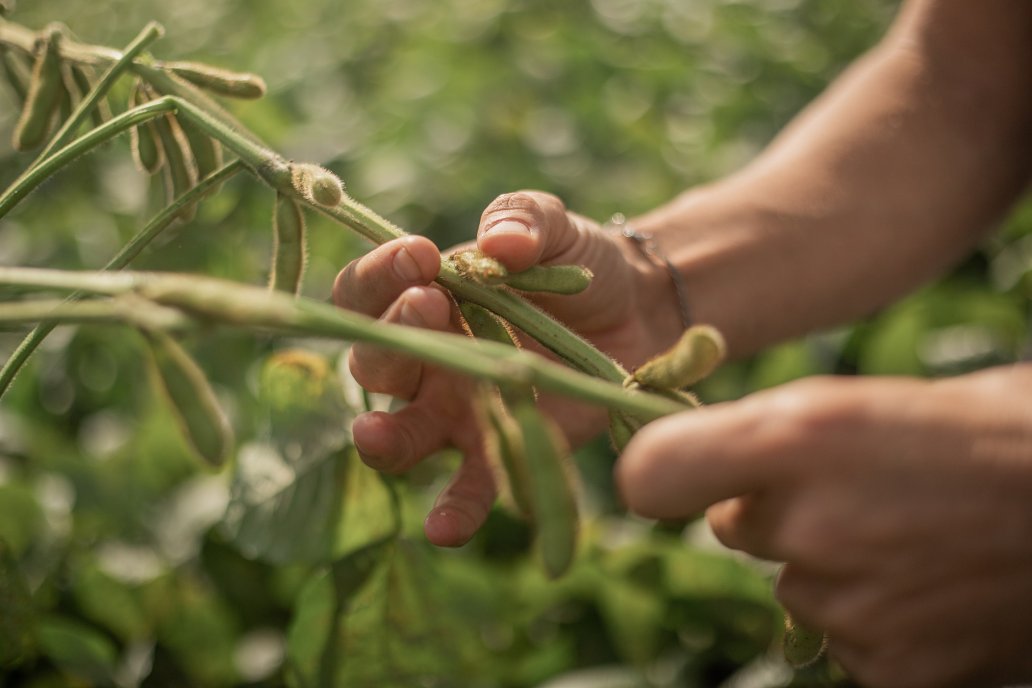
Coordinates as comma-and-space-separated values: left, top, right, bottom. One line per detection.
0, 97, 177, 219
313, 199, 628, 383
0, 296, 192, 330
0, 161, 244, 397
0, 268, 688, 421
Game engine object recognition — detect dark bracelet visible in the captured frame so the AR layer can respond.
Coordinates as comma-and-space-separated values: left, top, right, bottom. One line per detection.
604, 213, 692, 330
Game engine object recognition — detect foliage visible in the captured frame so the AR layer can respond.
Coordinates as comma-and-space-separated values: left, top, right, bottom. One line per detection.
0, 1, 1029, 688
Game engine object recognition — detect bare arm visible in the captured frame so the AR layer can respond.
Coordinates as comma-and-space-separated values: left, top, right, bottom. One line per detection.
635, 0, 1032, 358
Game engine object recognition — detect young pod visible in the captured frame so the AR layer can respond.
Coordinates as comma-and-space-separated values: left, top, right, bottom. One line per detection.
512, 400, 579, 579
502, 264, 594, 296
69, 64, 112, 127
12, 26, 64, 151
150, 100, 200, 220
142, 330, 233, 467
607, 410, 642, 453
782, 614, 827, 669
289, 163, 344, 208
269, 192, 307, 295
164, 60, 267, 100
459, 301, 519, 347
178, 116, 223, 186
1, 48, 30, 104
632, 324, 726, 390
128, 80, 164, 174
475, 386, 535, 520
56, 63, 78, 124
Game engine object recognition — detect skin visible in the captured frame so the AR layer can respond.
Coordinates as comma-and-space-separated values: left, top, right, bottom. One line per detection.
334, 0, 1032, 684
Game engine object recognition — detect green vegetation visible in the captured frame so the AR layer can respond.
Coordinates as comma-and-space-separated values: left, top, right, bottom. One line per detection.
0, 1, 1029, 687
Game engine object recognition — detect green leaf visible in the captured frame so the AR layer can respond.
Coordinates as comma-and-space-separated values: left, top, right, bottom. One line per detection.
222, 349, 372, 565
0, 483, 44, 557
37, 616, 118, 685
0, 538, 35, 668
70, 562, 151, 641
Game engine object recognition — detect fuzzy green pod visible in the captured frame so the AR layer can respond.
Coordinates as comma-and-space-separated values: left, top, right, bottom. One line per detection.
1, 48, 30, 104
12, 26, 64, 151
69, 64, 111, 127
56, 63, 77, 123
178, 116, 223, 185
152, 109, 200, 220
448, 248, 508, 285
475, 387, 535, 519
269, 192, 307, 295
142, 330, 233, 467
632, 324, 726, 390
289, 163, 344, 207
128, 80, 164, 174
164, 60, 267, 99
512, 400, 579, 579
502, 264, 594, 295
607, 410, 642, 453
783, 614, 827, 669
459, 301, 519, 347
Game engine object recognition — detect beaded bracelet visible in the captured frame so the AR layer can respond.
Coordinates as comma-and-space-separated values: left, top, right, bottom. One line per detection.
604, 213, 692, 329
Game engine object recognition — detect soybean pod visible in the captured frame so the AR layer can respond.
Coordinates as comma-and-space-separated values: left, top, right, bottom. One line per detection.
512, 400, 579, 578
141, 329, 233, 467
12, 26, 64, 151
269, 192, 307, 295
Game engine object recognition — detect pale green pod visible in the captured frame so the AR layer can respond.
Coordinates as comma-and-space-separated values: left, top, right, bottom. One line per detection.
12, 27, 64, 151
459, 301, 518, 347
128, 80, 164, 174
1, 48, 30, 104
142, 330, 233, 467
69, 64, 112, 127
56, 63, 77, 124
607, 410, 642, 453
512, 400, 579, 579
502, 264, 594, 295
164, 60, 267, 99
448, 248, 508, 284
289, 163, 344, 207
151, 108, 200, 220
632, 324, 726, 390
269, 192, 307, 295
783, 614, 827, 669
474, 386, 534, 520
178, 115, 223, 185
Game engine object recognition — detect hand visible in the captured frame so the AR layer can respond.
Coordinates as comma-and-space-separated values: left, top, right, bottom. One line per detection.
333, 191, 680, 547
617, 365, 1032, 688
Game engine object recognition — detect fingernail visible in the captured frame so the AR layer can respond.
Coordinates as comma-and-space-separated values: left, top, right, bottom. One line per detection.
482, 220, 533, 237
392, 246, 422, 282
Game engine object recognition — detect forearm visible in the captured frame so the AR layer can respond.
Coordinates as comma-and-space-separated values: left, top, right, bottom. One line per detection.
633, 0, 1032, 358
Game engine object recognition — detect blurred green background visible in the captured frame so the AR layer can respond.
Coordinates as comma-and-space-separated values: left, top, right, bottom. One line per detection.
1, 0, 1030, 686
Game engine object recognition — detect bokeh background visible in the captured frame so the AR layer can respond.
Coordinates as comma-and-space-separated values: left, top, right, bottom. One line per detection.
1, 0, 1030, 686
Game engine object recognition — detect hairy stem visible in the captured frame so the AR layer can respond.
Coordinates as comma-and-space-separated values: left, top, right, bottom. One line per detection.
0, 268, 688, 421
0, 161, 245, 397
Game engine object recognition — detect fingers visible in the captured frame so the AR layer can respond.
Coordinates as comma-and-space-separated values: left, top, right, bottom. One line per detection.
333, 235, 440, 315
348, 286, 452, 398
352, 403, 452, 475
424, 452, 498, 547
477, 190, 580, 272
615, 395, 794, 520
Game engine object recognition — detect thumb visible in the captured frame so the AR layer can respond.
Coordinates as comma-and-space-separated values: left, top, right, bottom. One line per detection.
477, 190, 579, 272
616, 391, 798, 519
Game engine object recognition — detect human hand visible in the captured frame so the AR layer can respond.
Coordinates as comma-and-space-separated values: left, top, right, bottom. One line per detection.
617, 365, 1032, 687
333, 191, 681, 547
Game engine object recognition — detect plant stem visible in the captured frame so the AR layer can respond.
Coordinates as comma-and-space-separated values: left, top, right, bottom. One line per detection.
0, 161, 245, 397
0, 97, 177, 219
0, 268, 689, 421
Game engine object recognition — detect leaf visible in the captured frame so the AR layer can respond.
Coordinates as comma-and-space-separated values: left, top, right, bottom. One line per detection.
0, 538, 35, 668
0, 482, 44, 557
37, 616, 118, 685
221, 349, 388, 564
